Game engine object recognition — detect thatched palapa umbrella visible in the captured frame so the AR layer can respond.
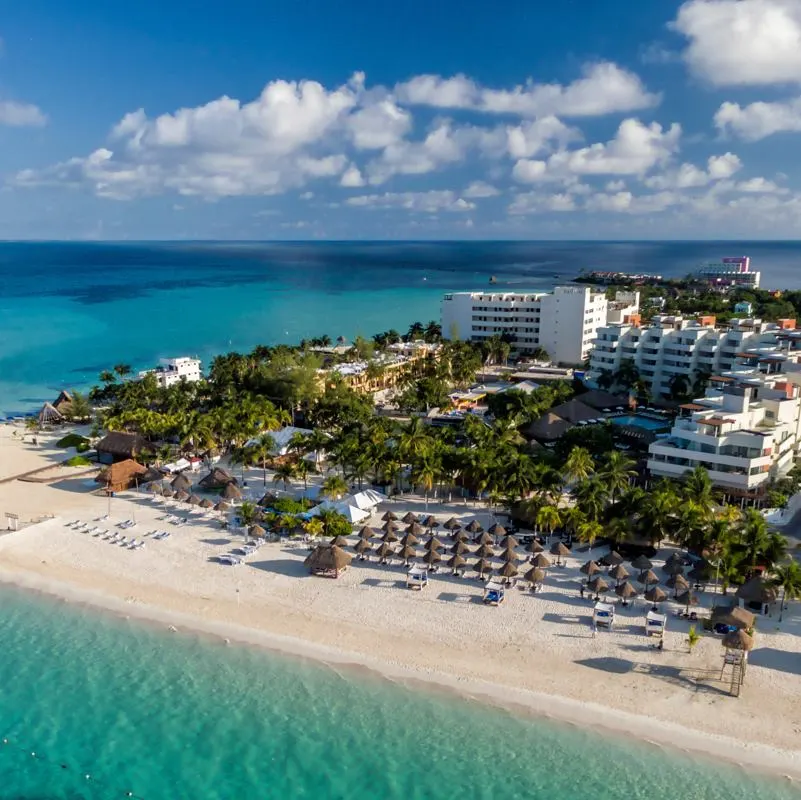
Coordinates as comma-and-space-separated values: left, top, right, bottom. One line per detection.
527, 540, 544, 554
304, 544, 352, 577
382, 511, 398, 522
220, 482, 243, 500
400, 532, 420, 547
580, 560, 601, 577
397, 544, 418, 564
186, 494, 202, 506
475, 544, 496, 560
443, 517, 461, 530
609, 564, 630, 584
406, 522, 425, 537
447, 554, 466, 572
713, 607, 755, 630
667, 574, 690, 594
500, 534, 519, 550
329, 535, 350, 547
473, 558, 493, 578
631, 554, 653, 572
382, 530, 399, 543
422, 515, 437, 529
162, 486, 175, 499
450, 540, 470, 555
640, 569, 660, 587
402, 512, 419, 524
358, 525, 377, 540
174, 490, 189, 502
466, 519, 484, 534
663, 561, 685, 576
425, 536, 445, 551
422, 549, 442, 567
550, 541, 570, 566
615, 581, 638, 601
675, 589, 699, 613
382, 520, 399, 533
588, 576, 609, 597
599, 550, 623, 567
148, 482, 164, 496
525, 566, 546, 586
376, 542, 394, 562
171, 473, 192, 493
488, 523, 506, 537
531, 553, 552, 569
475, 532, 493, 546
645, 586, 667, 604
451, 529, 469, 542
354, 539, 372, 558
199, 498, 214, 509
722, 629, 754, 652
497, 561, 518, 581
214, 500, 229, 513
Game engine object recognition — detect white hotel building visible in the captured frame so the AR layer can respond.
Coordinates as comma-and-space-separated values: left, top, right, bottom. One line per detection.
138, 357, 203, 388
588, 315, 798, 398
441, 287, 639, 366
647, 347, 801, 495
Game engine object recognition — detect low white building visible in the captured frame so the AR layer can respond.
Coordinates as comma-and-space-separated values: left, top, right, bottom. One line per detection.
441, 286, 633, 366
648, 352, 801, 495
138, 357, 202, 388
695, 256, 760, 289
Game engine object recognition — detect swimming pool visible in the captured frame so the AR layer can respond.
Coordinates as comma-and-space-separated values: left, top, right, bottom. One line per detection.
609, 414, 670, 431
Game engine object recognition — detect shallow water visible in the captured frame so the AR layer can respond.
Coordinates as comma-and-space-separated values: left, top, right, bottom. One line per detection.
0, 584, 796, 800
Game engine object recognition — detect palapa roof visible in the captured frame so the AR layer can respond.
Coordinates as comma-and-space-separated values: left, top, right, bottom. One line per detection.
304, 544, 353, 572
610, 564, 630, 581
329, 535, 350, 547
171, 473, 192, 491
497, 561, 519, 578
581, 560, 601, 576
550, 398, 606, 424
220, 482, 243, 500
406, 522, 425, 536
550, 542, 571, 557
645, 586, 667, 603
425, 536, 445, 551
522, 412, 572, 443
447, 554, 466, 569
422, 549, 442, 564
402, 512, 419, 524
95, 459, 148, 488
525, 567, 546, 584
475, 544, 496, 559
249, 524, 266, 537
588, 576, 609, 592
382, 530, 399, 543
376, 542, 394, 557
382, 511, 398, 521
640, 569, 660, 586
712, 606, 755, 630
397, 545, 418, 561
443, 517, 461, 529
576, 389, 629, 410
198, 467, 237, 490
675, 589, 699, 606
186, 494, 202, 505
174, 490, 189, 502
527, 540, 544, 553
450, 541, 470, 555
475, 531, 493, 546
735, 576, 778, 605
52, 390, 73, 411
599, 551, 624, 567
96, 431, 146, 457
722, 629, 754, 651
38, 402, 64, 425
488, 523, 506, 536
631, 554, 653, 570
355, 539, 373, 553
141, 466, 166, 483
382, 520, 399, 533
615, 581, 637, 598
465, 519, 483, 533
666, 574, 689, 590
422, 515, 437, 528
531, 553, 551, 568
500, 534, 519, 549
359, 525, 378, 540
400, 533, 420, 547
198, 498, 214, 509
473, 558, 493, 574
214, 500, 230, 512
451, 529, 469, 542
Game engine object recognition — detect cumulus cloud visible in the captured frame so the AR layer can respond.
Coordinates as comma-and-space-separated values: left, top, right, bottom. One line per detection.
340, 164, 366, 187
715, 97, 801, 140
346, 190, 476, 212
347, 98, 411, 149
735, 176, 788, 193
644, 152, 741, 189
673, 0, 801, 86
0, 100, 47, 127
463, 181, 500, 198
395, 62, 658, 117
505, 116, 579, 158
508, 192, 577, 214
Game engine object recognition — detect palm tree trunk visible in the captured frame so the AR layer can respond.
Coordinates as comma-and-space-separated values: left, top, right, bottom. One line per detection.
780, 586, 786, 622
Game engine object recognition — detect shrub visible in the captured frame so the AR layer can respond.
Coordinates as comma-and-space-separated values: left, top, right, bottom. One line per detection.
57, 433, 89, 449
65, 455, 93, 467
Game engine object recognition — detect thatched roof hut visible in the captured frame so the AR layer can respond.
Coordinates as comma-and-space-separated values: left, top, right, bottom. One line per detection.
450, 540, 470, 555
475, 544, 496, 559
52, 390, 74, 413
141, 466, 165, 484
640, 569, 660, 586
422, 515, 437, 529
382, 511, 398, 522
488, 523, 506, 537
329, 535, 350, 548
38, 402, 64, 426
497, 561, 518, 579
610, 564, 630, 583
381, 520, 399, 533
96, 432, 146, 463
735, 577, 778, 606
95, 459, 148, 493
615, 581, 638, 599
198, 467, 237, 491
355, 539, 373, 555
402, 512, 419, 524
499, 534, 519, 549
550, 542, 571, 557
473, 558, 493, 576
645, 586, 667, 603
443, 517, 461, 530
425, 536, 445, 551
400, 532, 420, 547
382, 530, 399, 543
723, 629, 754, 651
447, 554, 466, 570
174, 490, 189, 502
451, 529, 469, 542
588, 576, 609, 594
422, 549, 442, 566
711, 606, 755, 630
220, 482, 243, 500
475, 532, 493, 546
304, 544, 352, 577
358, 526, 378, 540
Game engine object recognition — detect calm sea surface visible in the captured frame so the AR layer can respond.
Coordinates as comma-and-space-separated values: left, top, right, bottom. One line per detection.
0, 583, 796, 800
1, 240, 800, 414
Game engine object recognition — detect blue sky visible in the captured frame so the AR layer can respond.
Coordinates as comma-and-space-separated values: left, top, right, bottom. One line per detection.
3, 0, 801, 239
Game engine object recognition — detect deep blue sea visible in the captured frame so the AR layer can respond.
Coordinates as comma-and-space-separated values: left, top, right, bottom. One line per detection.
1, 240, 800, 414
0, 583, 797, 800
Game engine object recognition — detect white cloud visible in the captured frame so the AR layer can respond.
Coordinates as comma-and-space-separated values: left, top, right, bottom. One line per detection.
644, 152, 741, 189
299, 191, 314, 200
605, 180, 626, 191
673, 0, 801, 86
505, 115, 579, 158
340, 165, 366, 187
508, 192, 577, 214
586, 190, 682, 214
346, 190, 475, 212
707, 152, 742, 179
463, 181, 500, 198
735, 176, 788, 193
715, 97, 801, 140
0, 100, 47, 127
512, 159, 548, 183
347, 98, 411, 149
395, 62, 658, 117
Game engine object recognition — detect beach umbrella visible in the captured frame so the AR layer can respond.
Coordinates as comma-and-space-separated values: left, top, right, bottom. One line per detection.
644, 586, 667, 604
174, 490, 189, 502
473, 558, 493, 577
675, 589, 699, 612
450, 540, 471, 555
214, 500, 229, 512
722, 629, 754, 652
609, 564, 630, 583
451, 529, 470, 544
475, 544, 496, 559
424, 536, 445, 551
475, 532, 494, 546
531, 553, 552, 569
588, 576, 609, 596
148, 482, 164, 496
220, 483, 243, 500
663, 561, 685, 576
640, 569, 660, 587
667, 574, 690, 593
500, 546, 519, 563
406, 522, 425, 537
248, 524, 266, 538
667, 552, 692, 567
443, 517, 461, 530
382, 530, 399, 543
329, 535, 349, 547
687, 563, 713, 583
488, 523, 507, 537
631, 554, 653, 571
397, 545, 418, 564
400, 532, 420, 547
615, 581, 638, 600
527, 540, 544, 554
714, 607, 755, 630
500, 534, 519, 549
382, 511, 398, 522
358, 525, 377, 540
376, 542, 394, 561
186, 494, 202, 506
162, 486, 175, 499
550, 542, 571, 566
354, 539, 373, 556
402, 512, 419, 524
381, 520, 399, 533
466, 519, 484, 534
599, 550, 623, 567
447, 554, 466, 571
422, 549, 442, 566
422, 515, 438, 529
198, 498, 214, 509
171, 474, 192, 492
580, 560, 601, 577
497, 561, 519, 580
525, 567, 546, 585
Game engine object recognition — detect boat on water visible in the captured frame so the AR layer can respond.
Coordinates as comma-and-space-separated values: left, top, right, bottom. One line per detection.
489, 275, 497, 284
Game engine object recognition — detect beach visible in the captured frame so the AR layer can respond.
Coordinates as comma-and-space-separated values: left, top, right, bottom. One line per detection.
0, 426, 799, 781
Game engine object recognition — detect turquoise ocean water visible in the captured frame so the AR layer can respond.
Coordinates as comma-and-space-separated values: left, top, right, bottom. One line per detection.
3, 241, 801, 415
0, 583, 797, 800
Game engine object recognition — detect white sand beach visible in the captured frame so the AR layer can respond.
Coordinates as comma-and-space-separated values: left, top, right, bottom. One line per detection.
1, 426, 800, 779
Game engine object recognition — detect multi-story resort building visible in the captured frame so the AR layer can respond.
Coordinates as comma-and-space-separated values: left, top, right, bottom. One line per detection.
588, 316, 798, 398
694, 256, 761, 289
647, 340, 801, 496
138, 357, 202, 388
441, 286, 639, 366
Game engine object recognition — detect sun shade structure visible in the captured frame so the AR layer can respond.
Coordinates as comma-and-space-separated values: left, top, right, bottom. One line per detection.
500, 534, 519, 549
400, 532, 420, 547
354, 539, 373, 555
615, 581, 638, 599
447, 554, 467, 570
402, 512, 419, 524
735, 577, 779, 605
329, 535, 350, 547
382, 511, 398, 522
497, 561, 519, 579
38, 402, 64, 426
466, 520, 484, 533
382, 521, 399, 533
712, 606, 755, 630
95, 459, 148, 493
96, 431, 146, 462
631, 554, 653, 571
645, 586, 667, 603
527, 540, 544, 554
488, 523, 506, 536
424, 536, 445, 551
667, 574, 690, 592
422, 549, 442, 566
450, 540, 471, 555
198, 498, 214, 509
406, 522, 425, 537
588, 576, 609, 594
220, 482, 243, 500
581, 560, 601, 577
359, 526, 378, 540
475, 544, 496, 559
382, 530, 399, 543
609, 564, 630, 583
376, 542, 394, 560
173, 490, 189, 502
214, 500, 230, 512
443, 517, 461, 530
531, 553, 552, 569
186, 494, 202, 505
171, 473, 192, 492
722, 629, 754, 652
422, 515, 438, 528
473, 558, 493, 576
599, 551, 623, 567
525, 567, 546, 584
198, 467, 237, 491
304, 545, 352, 578
397, 545, 419, 563
475, 532, 494, 546
640, 569, 660, 586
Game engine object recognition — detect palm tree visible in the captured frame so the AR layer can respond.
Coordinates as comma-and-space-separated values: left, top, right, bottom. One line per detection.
293, 458, 316, 491
303, 517, 325, 542
535, 504, 561, 540
739, 509, 772, 571
576, 518, 603, 552
682, 466, 715, 515
239, 501, 257, 528
410, 452, 441, 509
562, 446, 594, 485
247, 433, 276, 487
99, 369, 117, 385
573, 477, 607, 522
272, 462, 297, 494
113, 363, 132, 380
771, 560, 801, 622
320, 474, 348, 501
65, 390, 92, 422
598, 451, 636, 504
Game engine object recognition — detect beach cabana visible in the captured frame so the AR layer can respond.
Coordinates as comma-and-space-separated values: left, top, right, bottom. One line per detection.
95, 459, 148, 493
198, 467, 237, 491
592, 601, 615, 628
483, 579, 505, 605
645, 610, 666, 637
304, 544, 352, 578
406, 565, 428, 590
499, 534, 519, 549
723, 629, 754, 652
735, 577, 778, 610
711, 606, 755, 630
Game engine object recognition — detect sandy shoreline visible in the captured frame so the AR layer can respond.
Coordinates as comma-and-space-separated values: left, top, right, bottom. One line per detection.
0, 425, 800, 782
